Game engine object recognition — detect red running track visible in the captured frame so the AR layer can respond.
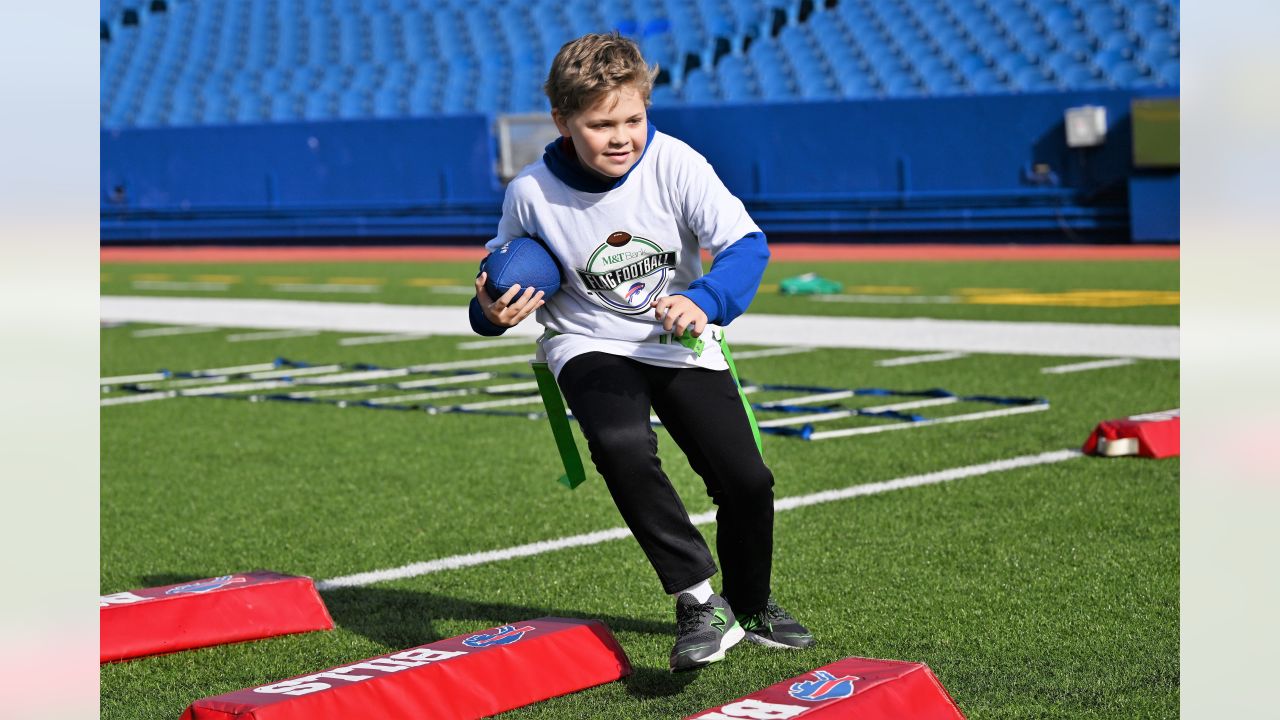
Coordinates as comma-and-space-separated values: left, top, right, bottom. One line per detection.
101, 243, 1178, 264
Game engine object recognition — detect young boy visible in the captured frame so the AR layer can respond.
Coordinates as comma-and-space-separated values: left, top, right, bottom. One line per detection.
468, 33, 813, 671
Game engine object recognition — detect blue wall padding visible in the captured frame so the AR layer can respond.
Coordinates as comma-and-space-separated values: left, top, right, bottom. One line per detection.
101, 89, 1175, 242
101, 114, 502, 210
1129, 174, 1179, 241
649, 89, 1137, 199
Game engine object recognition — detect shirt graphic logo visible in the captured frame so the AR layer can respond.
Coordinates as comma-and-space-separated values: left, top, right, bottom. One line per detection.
165, 575, 247, 595
462, 624, 536, 647
576, 231, 676, 315
788, 670, 860, 702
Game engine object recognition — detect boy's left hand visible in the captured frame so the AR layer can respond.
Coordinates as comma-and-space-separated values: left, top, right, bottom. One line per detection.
651, 295, 707, 338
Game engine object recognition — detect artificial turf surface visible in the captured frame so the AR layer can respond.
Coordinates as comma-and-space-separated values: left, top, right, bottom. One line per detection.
100, 258, 1180, 325
100, 257, 1178, 719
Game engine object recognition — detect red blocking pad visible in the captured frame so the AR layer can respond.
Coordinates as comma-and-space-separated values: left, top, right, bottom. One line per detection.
1083, 413, 1180, 459
100, 571, 333, 663
181, 617, 631, 720
685, 657, 965, 720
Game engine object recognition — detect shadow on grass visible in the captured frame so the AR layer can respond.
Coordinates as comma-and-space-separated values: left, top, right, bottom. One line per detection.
322, 586, 698, 697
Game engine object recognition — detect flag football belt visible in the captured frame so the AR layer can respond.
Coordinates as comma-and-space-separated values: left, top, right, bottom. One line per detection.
532, 329, 763, 489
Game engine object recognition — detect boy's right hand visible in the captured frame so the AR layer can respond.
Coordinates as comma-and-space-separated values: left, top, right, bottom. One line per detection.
475, 271, 545, 328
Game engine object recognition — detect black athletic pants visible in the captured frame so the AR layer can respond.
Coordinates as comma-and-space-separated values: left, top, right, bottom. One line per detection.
557, 351, 774, 617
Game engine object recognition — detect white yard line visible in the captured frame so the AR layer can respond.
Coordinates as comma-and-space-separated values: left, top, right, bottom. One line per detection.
365, 388, 474, 405
757, 397, 961, 428
137, 376, 231, 391
132, 280, 230, 292
809, 403, 1050, 440
758, 390, 856, 407
273, 283, 380, 294
339, 333, 431, 347
178, 380, 294, 396
875, 351, 968, 367
316, 448, 1083, 590
396, 373, 493, 389
1040, 358, 1138, 374
453, 395, 543, 411
100, 296, 1180, 359
457, 337, 533, 350
485, 381, 539, 393
100, 392, 177, 407
100, 371, 169, 385
248, 364, 344, 380
187, 362, 281, 377
227, 329, 320, 343
288, 386, 379, 399
130, 325, 221, 338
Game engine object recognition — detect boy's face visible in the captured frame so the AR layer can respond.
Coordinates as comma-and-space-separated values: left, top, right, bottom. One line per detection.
553, 85, 648, 180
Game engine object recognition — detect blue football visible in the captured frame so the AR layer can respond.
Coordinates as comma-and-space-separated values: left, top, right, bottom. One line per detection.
483, 237, 562, 300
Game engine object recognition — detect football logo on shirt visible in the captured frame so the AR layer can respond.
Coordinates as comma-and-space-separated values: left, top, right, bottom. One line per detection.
576, 231, 677, 315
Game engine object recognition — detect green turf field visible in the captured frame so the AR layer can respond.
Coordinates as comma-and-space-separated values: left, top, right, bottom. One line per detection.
100, 256, 1178, 719
101, 258, 1180, 325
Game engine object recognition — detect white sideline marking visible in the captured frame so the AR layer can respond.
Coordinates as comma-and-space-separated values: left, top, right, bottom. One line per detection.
227, 329, 320, 343
730, 347, 815, 360
757, 397, 960, 428
1040, 358, 1137, 374
131, 325, 220, 338
316, 449, 1083, 590
457, 337, 532, 350
875, 351, 968, 367
101, 297, 1180, 359
132, 280, 229, 292
273, 283, 380, 294
339, 333, 431, 347
809, 403, 1050, 440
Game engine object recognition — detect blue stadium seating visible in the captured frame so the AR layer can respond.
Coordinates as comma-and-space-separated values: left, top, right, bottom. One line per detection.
100, 0, 1180, 128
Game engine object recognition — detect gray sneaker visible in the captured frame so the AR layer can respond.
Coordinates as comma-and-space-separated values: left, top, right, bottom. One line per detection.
669, 592, 745, 672
738, 597, 816, 649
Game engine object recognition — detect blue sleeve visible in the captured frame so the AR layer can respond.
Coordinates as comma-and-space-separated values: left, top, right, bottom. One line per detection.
469, 296, 507, 336
468, 256, 507, 336
674, 231, 770, 326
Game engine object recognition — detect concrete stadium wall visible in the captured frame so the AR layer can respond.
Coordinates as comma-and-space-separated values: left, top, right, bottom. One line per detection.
101, 88, 1177, 243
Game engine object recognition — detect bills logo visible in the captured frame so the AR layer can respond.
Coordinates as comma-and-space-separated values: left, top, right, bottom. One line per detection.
165, 575, 247, 595
625, 282, 646, 302
463, 625, 535, 648
789, 670, 860, 702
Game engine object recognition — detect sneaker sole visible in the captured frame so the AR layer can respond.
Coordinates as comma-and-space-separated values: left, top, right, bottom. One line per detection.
671, 624, 746, 672
744, 631, 815, 650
